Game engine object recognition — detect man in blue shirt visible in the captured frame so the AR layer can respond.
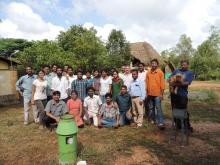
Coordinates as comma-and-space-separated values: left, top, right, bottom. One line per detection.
169, 60, 194, 132
116, 85, 132, 126
129, 69, 146, 127
16, 66, 38, 125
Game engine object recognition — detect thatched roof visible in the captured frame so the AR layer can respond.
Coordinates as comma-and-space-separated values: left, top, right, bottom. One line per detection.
130, 42, 162, 66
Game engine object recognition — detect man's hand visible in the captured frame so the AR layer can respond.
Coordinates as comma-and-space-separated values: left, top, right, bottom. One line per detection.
55, 117, 60, 123
31, 99, 35, 105
139, 100, 143, 106
19, 91, 23, 96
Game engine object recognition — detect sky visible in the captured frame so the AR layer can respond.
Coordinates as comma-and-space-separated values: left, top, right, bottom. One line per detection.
0, 0, 220, 52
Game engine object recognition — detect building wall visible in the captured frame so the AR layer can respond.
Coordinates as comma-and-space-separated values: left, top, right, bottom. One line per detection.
0, 61, 9, 70
0, 70, 18, 95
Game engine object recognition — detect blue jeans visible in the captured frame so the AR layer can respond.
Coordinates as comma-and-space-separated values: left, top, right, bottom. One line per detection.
119, 111, 126, 126
101, 118, 116, 127
148, 96, 164, 124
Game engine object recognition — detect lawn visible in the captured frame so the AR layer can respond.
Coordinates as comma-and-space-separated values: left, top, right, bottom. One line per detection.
0, 83, 220, 165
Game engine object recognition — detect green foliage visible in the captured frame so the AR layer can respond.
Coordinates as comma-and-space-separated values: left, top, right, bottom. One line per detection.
0, 38, 32, 55
106, 29, 131, 68
17, 40, 74, 71
57, 25, 108, 71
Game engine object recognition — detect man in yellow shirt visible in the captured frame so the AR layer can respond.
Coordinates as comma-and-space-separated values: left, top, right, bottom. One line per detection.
146, 59, 165, 129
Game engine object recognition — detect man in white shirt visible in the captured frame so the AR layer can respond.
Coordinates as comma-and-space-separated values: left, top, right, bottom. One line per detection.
121, 66, 133, 90
138, 63, 148, 83
84, 87, 102, 126
51, 67, 69, 102
66, 67, 77, 88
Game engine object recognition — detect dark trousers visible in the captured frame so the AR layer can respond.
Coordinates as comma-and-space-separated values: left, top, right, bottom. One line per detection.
42, 115, 57, 128
170, 94, 192, 129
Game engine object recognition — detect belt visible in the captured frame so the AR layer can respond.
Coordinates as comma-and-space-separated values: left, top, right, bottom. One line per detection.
131, 96, 140, 99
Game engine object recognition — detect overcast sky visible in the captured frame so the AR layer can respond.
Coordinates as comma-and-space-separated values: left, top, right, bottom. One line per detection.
0, 0, 220, 52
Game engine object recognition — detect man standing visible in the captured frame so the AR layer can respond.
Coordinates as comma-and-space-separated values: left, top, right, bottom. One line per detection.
72, 70, 88, 102
169, 60, 194, 132
16, 66, 38, 125
129, 70, 146, 127
51, 67, 69, 102
42, 65, 53, 101
42, 91, 68, 128
66, 67, 77, 95
138, 63, 148, 82
50, 64, 57, 78
146, 59, 165, 129
121, 66, 133, 90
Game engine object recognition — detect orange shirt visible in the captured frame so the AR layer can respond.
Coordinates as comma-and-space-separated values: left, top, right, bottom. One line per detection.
146, 68, 165, 96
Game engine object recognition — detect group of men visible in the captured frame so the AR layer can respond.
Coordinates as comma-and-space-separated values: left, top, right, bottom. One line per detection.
16, 59, 194, 130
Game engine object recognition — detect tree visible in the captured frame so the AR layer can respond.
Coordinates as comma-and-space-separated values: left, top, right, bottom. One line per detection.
57, 25, 108, 71
17, 40, 74, 71
106, 29, 131, 68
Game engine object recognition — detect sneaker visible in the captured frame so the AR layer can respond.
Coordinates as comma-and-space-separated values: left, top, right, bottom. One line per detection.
158, 123, 165, 130
24, 121, 28, 125
34, 118, 39, 124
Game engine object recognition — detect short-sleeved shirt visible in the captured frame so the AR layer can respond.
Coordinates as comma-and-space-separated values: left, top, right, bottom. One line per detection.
121, 73, 133, 89
86, 78, 94, 87
67, 98, 82, 116
45, 100, 68, 117
71, 79, 88, 101
116, 93, 132, 112
33, 79, 47, 100
84, 95, 102, 114
100, 77, 112, 95
170, 69, 194, 97
100, 102, 119, 119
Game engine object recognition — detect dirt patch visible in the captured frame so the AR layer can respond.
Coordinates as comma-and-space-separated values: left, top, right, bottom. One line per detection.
115, 146, 162, 165
192, 122, 220, 134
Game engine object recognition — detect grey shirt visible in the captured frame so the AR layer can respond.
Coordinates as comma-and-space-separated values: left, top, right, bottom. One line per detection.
45, 100, 68, 117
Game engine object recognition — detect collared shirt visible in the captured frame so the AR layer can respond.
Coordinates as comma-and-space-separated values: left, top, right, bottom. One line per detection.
138, 70, 148, 82
16, 74, 37, 100
67, 75, 77, 89
84, 95, 102, 113
44, 73, 53, 96
116, 93, 131, 112
93, 77, 101, 95
51, 76, 69, 99
45, 99, 68, 117
71, 79, 88, 101
49, 72, 57, 79
146, 68, 165, 97
86, 78, 94, 87
170, 69, 194, 97
100, 102, 119, 119
129, 78, 146, 101
121, 73, 133, 89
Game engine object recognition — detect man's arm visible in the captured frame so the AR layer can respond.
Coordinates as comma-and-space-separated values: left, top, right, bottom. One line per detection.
45, 102, 60, 123
31, 84, 36, 105
16, 76, 24, 96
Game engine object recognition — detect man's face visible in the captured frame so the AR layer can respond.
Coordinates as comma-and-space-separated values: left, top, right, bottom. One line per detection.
138, 64, 144, 72
151, 61, 158, 70
106, 96, 112, 103
52, 65, 57, 72
67, 69, 73, 76
132, 71, 138, 80
88, 89, 94, 97
26, 67, 32, 75
94, 71, 99, 77
43, 67, 50, 75
120, 87, 127, 94
64, 65, 69, 72
125, 67, 130, 74
86, 72, 91, 79
53, 94, 60, 101
77, 72, 83, 79
57, 68, 63, 76
181, 62, 189, 70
